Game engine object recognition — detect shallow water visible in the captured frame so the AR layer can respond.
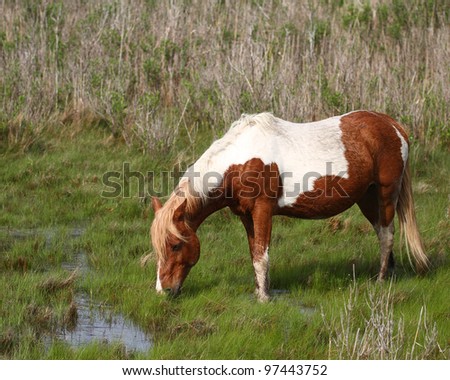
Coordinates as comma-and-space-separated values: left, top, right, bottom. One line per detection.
5, 227, 85, 249
5, 227, 152, 353
271, 289, 317, 316
57, 292, 151, 352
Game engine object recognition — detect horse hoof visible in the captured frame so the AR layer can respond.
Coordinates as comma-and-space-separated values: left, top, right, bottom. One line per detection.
256, 292, 270, 303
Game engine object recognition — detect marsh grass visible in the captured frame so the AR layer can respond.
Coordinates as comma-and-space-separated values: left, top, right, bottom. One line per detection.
1, 130, 448, 359
1, 0, 449, 360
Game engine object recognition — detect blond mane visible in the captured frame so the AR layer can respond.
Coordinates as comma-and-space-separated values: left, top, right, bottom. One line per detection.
151, 180, 202, 263
151, 113, 282, 263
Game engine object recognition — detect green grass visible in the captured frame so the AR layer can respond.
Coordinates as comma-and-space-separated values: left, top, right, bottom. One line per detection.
1, 0, 449, 360
1, 128, 449, 359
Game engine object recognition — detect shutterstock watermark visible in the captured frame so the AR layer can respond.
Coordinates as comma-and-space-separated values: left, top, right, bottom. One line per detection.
101, 162, 349, 200
101, 163, 181, 199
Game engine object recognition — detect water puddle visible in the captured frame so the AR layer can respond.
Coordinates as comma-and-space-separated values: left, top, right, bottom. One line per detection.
58, 291, 151, 352
271, 289, 317, 316
297, 303, 316, 317
271, 288, 290, 297
4, 227, 152, 353
5, 227, 84, 249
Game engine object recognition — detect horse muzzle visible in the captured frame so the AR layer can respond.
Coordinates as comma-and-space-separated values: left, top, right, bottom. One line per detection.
156, 282, 181, 297
164, 285, 181, 297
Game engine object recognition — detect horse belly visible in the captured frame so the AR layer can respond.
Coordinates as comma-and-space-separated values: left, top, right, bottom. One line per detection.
277, 175, 367, 219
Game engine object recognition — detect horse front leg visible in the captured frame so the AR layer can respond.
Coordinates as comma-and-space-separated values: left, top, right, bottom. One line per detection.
253, 243, 270, 302
241, 203, 273, 302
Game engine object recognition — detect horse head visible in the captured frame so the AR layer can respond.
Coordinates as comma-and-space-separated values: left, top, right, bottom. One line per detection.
150, 196, 200, 296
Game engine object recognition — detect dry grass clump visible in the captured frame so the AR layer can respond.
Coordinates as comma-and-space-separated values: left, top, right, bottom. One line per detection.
169, 319, 216, 339
322, 280, 446, 359
39, 269, 78, 293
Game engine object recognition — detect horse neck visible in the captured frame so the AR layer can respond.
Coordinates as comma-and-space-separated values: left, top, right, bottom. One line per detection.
186, 193, 228, 231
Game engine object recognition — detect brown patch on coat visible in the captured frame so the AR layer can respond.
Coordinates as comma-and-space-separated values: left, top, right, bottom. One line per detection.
278, 111, 407, 221
340, 111, 406, 189
217, 158, 282, 216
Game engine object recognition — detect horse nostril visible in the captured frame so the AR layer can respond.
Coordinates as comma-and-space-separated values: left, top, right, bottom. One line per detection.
164, 286, 181, 297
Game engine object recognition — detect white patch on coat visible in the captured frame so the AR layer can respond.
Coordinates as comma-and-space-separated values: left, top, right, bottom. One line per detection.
377, 223, 394, 248
253, 247, 269, 302
155, 266, 163, 294
393, 127, 408, 164
183, 113, 349, 207
377, 222, 395, 280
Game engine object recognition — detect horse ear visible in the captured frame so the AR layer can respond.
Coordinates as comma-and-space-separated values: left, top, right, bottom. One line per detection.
173, 199, 187, 222
151, 196, 163, 212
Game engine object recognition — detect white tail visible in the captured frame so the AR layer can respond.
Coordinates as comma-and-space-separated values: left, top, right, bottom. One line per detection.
396, 163, 429, 273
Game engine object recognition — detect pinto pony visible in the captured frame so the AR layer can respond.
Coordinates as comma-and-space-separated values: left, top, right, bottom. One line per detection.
151, 111, 428, 302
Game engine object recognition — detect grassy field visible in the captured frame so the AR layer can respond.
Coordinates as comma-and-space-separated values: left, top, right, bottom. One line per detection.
1, 0, 449, 359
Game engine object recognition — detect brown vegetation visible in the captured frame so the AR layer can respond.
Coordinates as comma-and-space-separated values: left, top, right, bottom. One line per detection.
1, 0, 449, 152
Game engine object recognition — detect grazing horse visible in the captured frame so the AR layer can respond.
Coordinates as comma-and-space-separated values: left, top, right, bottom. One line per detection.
150, 111, 428, 302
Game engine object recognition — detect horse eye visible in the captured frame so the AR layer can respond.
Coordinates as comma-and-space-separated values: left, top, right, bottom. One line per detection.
172, 243, 183, 252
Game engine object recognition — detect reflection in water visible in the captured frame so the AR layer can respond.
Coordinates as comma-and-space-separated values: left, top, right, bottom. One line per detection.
58, 292, 151, 352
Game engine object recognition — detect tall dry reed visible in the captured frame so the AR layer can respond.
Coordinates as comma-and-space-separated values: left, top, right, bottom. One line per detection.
1, 0, 448, 152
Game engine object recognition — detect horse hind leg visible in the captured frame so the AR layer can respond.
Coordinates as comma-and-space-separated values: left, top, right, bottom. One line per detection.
376, 183, 399, 280
377, 221, 395, 280
357, 184, 396, 279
